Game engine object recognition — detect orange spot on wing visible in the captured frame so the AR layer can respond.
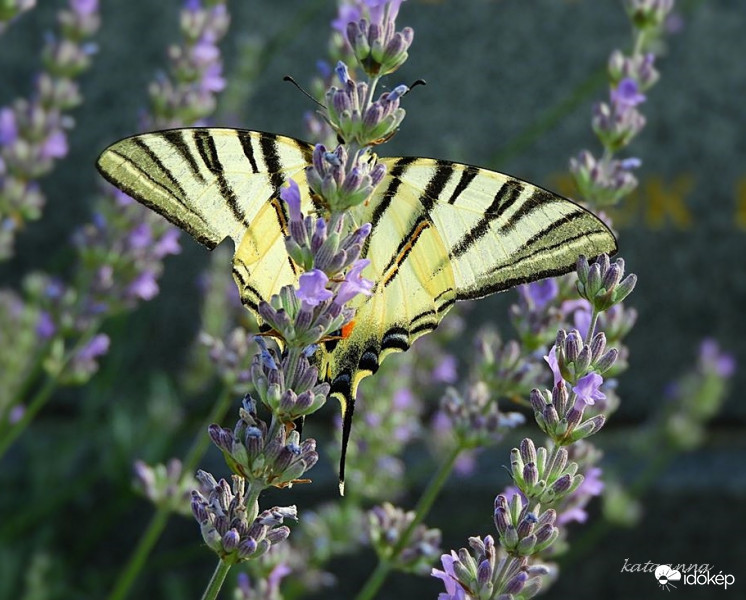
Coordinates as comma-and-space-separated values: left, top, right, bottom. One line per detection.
341, 320, 356, 339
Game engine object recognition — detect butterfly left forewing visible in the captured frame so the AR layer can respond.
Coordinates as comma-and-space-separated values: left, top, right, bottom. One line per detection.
97, 128, 314, 251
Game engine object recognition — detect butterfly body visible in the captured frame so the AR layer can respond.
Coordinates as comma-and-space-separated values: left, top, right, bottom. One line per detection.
97, 128, 617, 485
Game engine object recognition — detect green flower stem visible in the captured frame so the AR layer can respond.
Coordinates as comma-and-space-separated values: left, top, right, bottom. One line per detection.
0, 369, 61, 460
354, 443, 463, 600
200, 559, 232, 600
0, 323, 99, 461
585, 308, 600, 345
5, 338, 52, 420
107, 384, 235, 600
283, 346, 304, 390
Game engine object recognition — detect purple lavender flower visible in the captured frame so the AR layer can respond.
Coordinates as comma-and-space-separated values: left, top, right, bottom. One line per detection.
561, 299, 592, 339
365, 0, 407, 24
543, 345, 562, 385
367, 502, 442, 574
334, 259, 373, 305
332, 4, 362, 34
573, 372, 606, 406
267, 563, 292, 591
432, 552, 468, 600
280, 179, 302, 221
0, 0, 100, 257
611, 77, 646, 108
296, 269, 333, 306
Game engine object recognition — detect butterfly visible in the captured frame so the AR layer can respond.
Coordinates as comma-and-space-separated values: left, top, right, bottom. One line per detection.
97, 128, 616, 489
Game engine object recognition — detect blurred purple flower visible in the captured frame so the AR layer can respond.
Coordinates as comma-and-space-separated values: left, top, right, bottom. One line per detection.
297, 269, 332, 306
44, 279, 65, 299
40, 130, 68, 159
71, 0, 98, 16
36, 311, 56, 339
9, 405, 26, 425
192, 40, 219, 65
431, 409, 450, 435
573, 372, 605, 406
561, 299, 592, 339
77, 333, 110, 361
557, 467, 604, 525
365, 0, 406, 24
620, 157, 642, 170
128, 270, 159, 301
453, 451, 477, 477
267, 562, 292, 590
128, 223, 152, 249
153, 228, 181, 258
432, 354, 457, 384
699, 338, 736, 377
665, 12, 685, 34
612, 77, 646, 109
524, 279, 558, 310
332, 4, 362, 34
316, 59, 332, 80
392, 387, 413, 410
0, 108, 18, 145
199, 62, 225, 93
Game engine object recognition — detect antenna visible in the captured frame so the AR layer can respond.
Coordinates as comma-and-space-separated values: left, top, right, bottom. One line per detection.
405, 79, 427, 95
283, 75, 325, 108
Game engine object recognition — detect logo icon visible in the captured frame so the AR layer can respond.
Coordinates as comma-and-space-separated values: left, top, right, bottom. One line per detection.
655, 565, 682, 591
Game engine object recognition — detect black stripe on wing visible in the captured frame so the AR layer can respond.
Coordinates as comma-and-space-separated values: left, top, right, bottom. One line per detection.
364, 156, 416, 256
447, 164, 480, 204
161, 129, 207, 184
131, 137, 190, 201
258, 133, 297, 275
456, 226, 612, 301
381, 326, 410, 352
237, 131, 260, 174
193, 130, 248, 225
450, 179, 524, 259
378, 161, 454, 288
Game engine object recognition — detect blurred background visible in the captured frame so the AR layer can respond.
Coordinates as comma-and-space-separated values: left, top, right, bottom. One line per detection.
1, 0, 744, 598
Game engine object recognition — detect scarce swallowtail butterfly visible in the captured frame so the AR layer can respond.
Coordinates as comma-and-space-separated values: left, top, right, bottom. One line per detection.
97, 128, 617, 488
